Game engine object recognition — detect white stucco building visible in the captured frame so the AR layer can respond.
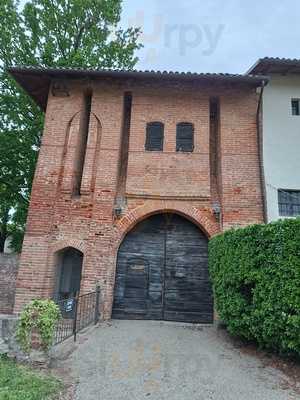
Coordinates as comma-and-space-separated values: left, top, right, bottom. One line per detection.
248, 58, 300, 222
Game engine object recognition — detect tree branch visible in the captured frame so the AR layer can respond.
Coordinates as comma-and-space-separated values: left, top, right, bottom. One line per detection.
49, 0, 67, 58
0, 179, 30, 205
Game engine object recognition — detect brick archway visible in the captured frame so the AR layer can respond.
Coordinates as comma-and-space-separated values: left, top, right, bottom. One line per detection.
112, 207, 217, 322
51, 239, 86, 255
102, 202, 219, 319
115, 201, 220, 246
38, 239, 87, 299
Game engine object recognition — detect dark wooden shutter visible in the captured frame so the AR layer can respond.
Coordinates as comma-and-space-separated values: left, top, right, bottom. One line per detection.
291, 99, 300, 116
145, 122, 164, 151
176, 122, 194, 152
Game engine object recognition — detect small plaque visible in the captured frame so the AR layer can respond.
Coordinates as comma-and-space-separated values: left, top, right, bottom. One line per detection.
65, 299, 74, 312
130, 264, 145, 271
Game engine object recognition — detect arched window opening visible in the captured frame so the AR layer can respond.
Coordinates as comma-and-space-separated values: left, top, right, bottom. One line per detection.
145, 122, 164, 151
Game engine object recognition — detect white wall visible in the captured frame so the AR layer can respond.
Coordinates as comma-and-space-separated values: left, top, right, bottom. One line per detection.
263, 74, 300, 221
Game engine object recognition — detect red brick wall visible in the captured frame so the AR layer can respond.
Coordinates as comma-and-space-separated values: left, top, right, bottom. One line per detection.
126, 88, 210, 198
219, 88, 263, 228
14, 78, 263, 318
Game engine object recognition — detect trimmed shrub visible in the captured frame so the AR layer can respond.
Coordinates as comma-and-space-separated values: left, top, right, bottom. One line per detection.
209, 218, 300, 356
16, 299, 61, 353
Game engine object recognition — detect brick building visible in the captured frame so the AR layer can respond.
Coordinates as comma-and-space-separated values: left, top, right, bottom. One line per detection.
8, 67, 267, 323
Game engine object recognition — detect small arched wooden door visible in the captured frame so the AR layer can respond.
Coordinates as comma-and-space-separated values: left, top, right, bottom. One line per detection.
112, 213, 213, 323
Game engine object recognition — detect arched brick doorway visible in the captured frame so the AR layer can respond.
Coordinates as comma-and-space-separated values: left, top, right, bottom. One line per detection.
112, 213, 213, 323
54, 247, 83, 300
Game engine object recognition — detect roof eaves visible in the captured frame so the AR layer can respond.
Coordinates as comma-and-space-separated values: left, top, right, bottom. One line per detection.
7, 66, 269, 111
7, 65, 268, 82
247, 57, 300, 75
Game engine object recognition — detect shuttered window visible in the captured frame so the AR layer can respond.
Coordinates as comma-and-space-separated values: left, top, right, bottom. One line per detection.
291, 99, 300, 116
278, 190, 300, 217
145, 122, 164, 151
176, 122, 194, 152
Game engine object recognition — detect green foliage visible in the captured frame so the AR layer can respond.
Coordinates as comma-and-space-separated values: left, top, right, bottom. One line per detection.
0, 0, 142, 252
0, 354, 63, 399
16, 299, 61, 353
209, 218, 300, 356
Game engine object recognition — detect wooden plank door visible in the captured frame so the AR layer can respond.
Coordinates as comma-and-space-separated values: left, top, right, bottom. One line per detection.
112, 213, 213, 323
163, 214, 213, 323
112, 214, 165, 319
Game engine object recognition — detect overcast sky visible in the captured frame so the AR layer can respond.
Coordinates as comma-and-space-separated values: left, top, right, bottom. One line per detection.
18, 0, 299, 74
121, 0, 299, 74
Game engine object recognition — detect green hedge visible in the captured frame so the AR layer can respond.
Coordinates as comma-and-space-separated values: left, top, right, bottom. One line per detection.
209, 218, 300, 356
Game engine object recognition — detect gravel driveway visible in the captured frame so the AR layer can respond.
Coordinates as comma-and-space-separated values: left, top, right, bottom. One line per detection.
60, 320, 297, 400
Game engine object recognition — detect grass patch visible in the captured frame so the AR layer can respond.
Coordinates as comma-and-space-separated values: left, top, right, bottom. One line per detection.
0, 355, 63, 400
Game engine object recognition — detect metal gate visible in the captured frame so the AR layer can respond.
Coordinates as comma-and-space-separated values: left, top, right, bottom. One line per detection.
112, 213, 213, 323
53, 287, 101, 345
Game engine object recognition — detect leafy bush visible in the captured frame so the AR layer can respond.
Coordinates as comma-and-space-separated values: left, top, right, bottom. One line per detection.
16, 299, 61, 353
209, 218, 300, 356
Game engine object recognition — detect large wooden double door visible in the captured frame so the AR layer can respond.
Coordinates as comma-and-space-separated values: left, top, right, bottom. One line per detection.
112, 213, 213, 323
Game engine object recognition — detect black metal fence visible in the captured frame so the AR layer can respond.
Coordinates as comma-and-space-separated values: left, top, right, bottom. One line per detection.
53, 287, 101, 345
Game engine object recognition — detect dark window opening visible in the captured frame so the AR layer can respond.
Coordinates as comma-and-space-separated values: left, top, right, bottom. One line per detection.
291, 99, 300, 116
278, 189, 300, 217
209, 97, 220, 178
176, 122, 194, 152
74, 92, 92, 195
56, 248, 83, 301
117, 92, 132, 194
210, 98, 219, 121
145, 122, 164, 151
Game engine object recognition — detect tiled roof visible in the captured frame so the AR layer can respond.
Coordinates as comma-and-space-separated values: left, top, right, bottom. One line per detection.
8, 64, 268, 80
7, 65, 268, 110
247, 57, 300, 75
